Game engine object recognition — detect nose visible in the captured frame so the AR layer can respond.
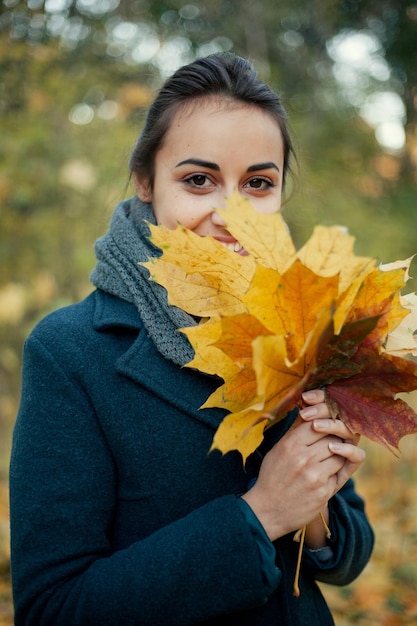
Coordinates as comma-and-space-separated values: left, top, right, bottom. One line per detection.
210, 210, 227, 227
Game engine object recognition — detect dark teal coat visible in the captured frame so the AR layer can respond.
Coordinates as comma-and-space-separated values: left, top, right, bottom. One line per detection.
9, 289, 374, 625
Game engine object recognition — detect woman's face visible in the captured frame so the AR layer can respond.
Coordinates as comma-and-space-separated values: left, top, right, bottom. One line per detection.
136, 98, 285, 250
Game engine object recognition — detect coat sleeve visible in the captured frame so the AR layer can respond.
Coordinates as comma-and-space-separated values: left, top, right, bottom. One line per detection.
302, 479, 374, 586
9, 333, 278, 626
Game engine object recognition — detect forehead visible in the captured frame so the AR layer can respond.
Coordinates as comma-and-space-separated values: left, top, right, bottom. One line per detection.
162, 96, 284, 148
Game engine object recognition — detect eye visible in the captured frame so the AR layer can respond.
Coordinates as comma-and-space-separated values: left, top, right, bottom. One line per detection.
184, 174, 212, 188
244, 177, 274, 190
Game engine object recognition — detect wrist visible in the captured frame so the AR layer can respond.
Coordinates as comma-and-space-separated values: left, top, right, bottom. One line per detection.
241, 492, 287, 542
305, 508, 330, 549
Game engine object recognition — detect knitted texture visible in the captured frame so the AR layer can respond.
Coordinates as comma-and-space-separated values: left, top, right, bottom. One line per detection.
90, 195, 196, 366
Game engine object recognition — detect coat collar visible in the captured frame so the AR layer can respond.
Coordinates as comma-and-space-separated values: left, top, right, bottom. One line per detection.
92, 289, 225, 432
92, 289, 142, 331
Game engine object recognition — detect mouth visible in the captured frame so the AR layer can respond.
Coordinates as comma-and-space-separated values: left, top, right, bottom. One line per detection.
214, 237, 248, 256
224, 241, 245, 253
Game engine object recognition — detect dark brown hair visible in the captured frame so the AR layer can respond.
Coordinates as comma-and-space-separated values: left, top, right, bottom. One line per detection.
130, 52, 295, 190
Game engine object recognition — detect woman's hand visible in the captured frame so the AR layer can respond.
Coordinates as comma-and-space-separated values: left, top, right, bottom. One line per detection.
298, 389, 366, 548
241, 388, 366, 543
299, 388, 365, 494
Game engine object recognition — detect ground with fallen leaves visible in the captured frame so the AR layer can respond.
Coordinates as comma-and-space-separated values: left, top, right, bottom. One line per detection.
0, 432, 416, 625
0, 481, 12, 626
322, 434, 417, 625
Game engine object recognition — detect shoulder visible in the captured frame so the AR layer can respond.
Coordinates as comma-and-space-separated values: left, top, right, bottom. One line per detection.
27, 290, 141, 353
32, 290, 96, 334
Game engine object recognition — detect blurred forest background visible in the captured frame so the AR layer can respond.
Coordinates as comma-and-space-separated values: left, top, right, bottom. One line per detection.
0, 0, 417, 624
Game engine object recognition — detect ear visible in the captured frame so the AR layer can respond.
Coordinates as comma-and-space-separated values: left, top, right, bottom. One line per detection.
133, 174, 152, 203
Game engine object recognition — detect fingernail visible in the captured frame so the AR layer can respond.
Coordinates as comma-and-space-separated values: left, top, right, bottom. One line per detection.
329, 442, 342, 453
302, 390, 318, 402
299, 406, 318, 419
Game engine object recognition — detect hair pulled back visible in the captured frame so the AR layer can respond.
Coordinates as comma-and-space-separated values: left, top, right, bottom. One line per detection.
130, 52, 295, 190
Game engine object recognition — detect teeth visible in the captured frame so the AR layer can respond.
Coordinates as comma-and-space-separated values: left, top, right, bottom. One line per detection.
225, 242, 243, 253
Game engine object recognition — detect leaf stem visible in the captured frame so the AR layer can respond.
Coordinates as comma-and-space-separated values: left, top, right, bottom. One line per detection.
319, 511, 332, 539
293, 512, 331, 597
293, 525, 306, 597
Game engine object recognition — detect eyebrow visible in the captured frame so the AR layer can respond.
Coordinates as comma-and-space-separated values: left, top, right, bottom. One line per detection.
176, 158, 220, 170
247, 162, 280, 172
175, 158, 280, 172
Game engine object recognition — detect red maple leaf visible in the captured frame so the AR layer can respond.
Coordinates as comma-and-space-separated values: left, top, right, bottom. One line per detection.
326, 345, 417, 452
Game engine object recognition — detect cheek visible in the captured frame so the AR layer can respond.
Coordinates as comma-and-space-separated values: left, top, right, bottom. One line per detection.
151, 186, 178, 227
250, 195, 282, 215
153, 191, 197, 229
172, 194, 215, 229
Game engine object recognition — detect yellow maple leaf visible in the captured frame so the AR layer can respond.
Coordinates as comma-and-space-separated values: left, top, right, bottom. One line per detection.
182, 319, 237, 378
144, 222, 255, 317
146, 193, 417, 462
343, 264, 411, 348
297, 224, 374, 293
385, 293, 417, 357
198, 314, 271, 413
206, 310, 334, 458
272, 260, 339, 364
209, 406, 270, 462
215, 190, 296, 272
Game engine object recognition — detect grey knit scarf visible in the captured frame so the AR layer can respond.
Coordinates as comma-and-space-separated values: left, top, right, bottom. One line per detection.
90, 195, 196, 366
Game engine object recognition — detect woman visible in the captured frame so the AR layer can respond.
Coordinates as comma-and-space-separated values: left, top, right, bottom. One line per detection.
9, 52, 374, 625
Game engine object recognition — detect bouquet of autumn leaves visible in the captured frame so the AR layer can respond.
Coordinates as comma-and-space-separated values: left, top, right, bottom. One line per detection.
143, 192, 417, 462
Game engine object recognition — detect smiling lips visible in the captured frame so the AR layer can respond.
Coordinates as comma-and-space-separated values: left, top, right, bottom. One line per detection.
225, 241, 244, 253
214, 236, 247, 256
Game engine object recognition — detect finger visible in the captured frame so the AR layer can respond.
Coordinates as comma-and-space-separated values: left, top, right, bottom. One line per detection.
311, 418, 359, 442
308, 436, 348, 464
301, 389, 326, 405
330, 443, 367, 491
328, 440, 366, 465
299, 402, 330, 421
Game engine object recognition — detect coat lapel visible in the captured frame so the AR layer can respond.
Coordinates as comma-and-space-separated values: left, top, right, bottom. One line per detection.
93, 290, 226, 432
